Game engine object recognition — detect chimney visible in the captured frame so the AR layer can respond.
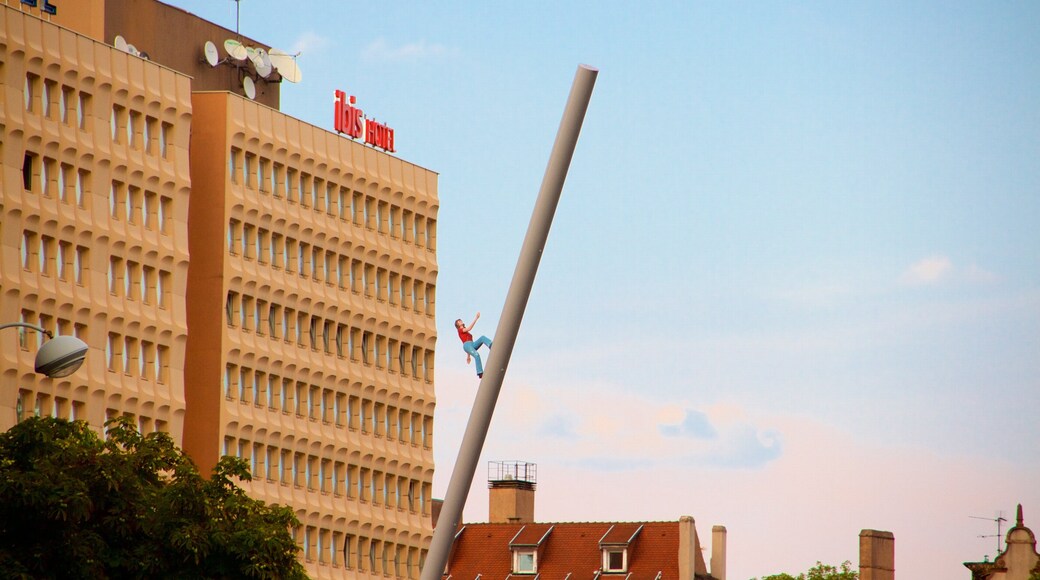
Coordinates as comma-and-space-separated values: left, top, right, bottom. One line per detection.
488, 461, 536, 524
678, 516, 708, 579
859, 529, 895, 580
711, 525, 727, 580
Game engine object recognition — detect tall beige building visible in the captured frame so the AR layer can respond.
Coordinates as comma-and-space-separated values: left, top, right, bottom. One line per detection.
0, 1, 192, 440
1, 2, 438, 578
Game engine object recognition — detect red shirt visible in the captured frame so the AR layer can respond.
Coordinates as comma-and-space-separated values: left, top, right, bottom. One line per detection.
457, 327, 473, 343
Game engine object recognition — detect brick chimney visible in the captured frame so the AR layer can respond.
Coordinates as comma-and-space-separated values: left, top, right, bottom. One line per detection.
488, 461, 536, 524
859, 529, 895, 580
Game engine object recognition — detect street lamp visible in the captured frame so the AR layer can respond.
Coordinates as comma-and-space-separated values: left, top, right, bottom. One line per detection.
0, 322, 88, 378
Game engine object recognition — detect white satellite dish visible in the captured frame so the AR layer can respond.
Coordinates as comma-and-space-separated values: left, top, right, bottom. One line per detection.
224, 39, 247, 61
114, 35, 128, 52
126, 43, 141, 57
269, 48, 302, 83
242, 76, 256, 100
203, 40, 220, 66
253, 48, 273, 78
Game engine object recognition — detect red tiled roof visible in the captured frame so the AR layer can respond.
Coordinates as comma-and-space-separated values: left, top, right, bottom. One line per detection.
510, 523, 555, 546
599, 523, 644, 545
446, 521, 681, 580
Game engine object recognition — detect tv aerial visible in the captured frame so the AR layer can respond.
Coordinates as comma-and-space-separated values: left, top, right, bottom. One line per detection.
970, 511, 1008, 556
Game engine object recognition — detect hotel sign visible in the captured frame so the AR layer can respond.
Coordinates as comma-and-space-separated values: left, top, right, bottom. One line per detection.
334, 90, 396, 153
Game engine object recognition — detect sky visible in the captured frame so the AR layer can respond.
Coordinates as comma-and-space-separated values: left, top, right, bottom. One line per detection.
165, 2, 1040, 578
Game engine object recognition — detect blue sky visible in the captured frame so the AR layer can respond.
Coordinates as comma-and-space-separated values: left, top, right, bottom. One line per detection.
166, 1, 1039, 577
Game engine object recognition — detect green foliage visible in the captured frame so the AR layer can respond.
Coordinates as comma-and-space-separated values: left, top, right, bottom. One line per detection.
753, 560, 858, 580
0, 416, 308, 579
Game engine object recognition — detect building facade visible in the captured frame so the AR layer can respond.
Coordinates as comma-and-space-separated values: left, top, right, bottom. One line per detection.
1, 2, 438, 578
965, 505, 1040, 580
1, 0, 192, 441
184, 90, 438, 577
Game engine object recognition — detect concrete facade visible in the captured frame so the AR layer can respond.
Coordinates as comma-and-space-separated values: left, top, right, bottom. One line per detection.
184, 90, 438, 579
2, 2, 438, 578
1, 0, 192, 441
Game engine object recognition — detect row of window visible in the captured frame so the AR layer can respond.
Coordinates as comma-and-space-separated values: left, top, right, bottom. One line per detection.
108, 257, 172, 307
109, 181, 174, 232
223, 363, 432, 448
14, 394, 169, 441
15, 310, 86, 350
104, 409, 169, 437
14, 390, 84, 423
21, 151, 177, 235
20, 231, 89, 285
225, 291, 435, 381
22, 72, 174, 159
20, 152, 90, 207
223, 436, 431, 512
295, 527, 426, 578
228, 147, 436, 250
111, 104, 173, 157
23, 72, 91, 131
106, 332, 171, 384
227, 221, 435, 314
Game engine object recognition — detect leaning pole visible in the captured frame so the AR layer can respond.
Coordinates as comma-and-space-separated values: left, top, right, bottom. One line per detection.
420, 64, 598, 580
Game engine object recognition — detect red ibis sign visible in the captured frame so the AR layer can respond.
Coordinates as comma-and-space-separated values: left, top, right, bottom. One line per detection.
334, 90, 396, 153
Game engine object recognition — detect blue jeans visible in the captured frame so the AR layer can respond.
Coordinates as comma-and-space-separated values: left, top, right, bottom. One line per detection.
463, 336, 493, 375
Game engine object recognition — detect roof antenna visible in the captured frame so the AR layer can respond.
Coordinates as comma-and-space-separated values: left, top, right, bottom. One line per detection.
970, 511, 1007, 556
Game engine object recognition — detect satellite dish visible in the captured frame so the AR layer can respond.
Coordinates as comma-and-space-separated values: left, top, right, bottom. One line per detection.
204, 40, 220, 66
269, 48, 302, 83
126, 43, 140, 57
114, 35, 128, 52
243, 76, 256, 100
224, 39, 247, 61
253, 48, 273, 78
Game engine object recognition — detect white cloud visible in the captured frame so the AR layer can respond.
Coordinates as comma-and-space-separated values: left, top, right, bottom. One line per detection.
361, 38, 458, 63
289, 31, 330, 56
899, 256, 1001, 287
901, 255, 953, 285
458, 377, 783, 471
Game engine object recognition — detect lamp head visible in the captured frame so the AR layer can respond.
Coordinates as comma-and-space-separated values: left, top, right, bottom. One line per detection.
35, 335, 88, 378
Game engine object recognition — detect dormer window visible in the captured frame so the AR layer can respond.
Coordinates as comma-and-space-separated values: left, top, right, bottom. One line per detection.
602, 548, 627, 573
508, 524, 553, 575
599, 523, 642, 575
513, 548, 537, 574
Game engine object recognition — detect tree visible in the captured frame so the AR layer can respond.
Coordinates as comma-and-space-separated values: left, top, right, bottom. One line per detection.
753, 560, 859, 580
0, 416, 308, 579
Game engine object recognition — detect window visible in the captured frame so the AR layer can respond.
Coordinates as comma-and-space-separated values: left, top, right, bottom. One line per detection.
77, 92, 91, 130
603, 549, 627, 573
513, 549, 537, 574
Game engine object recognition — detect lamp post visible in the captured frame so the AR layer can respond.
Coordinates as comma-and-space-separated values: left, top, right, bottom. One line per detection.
0, 322, 88, 378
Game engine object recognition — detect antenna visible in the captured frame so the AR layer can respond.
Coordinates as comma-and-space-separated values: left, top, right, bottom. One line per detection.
970, 511, 1007, 556
114, 35, 128, 52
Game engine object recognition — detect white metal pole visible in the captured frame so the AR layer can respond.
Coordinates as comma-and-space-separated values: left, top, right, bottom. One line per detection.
420, 64, 597, 580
